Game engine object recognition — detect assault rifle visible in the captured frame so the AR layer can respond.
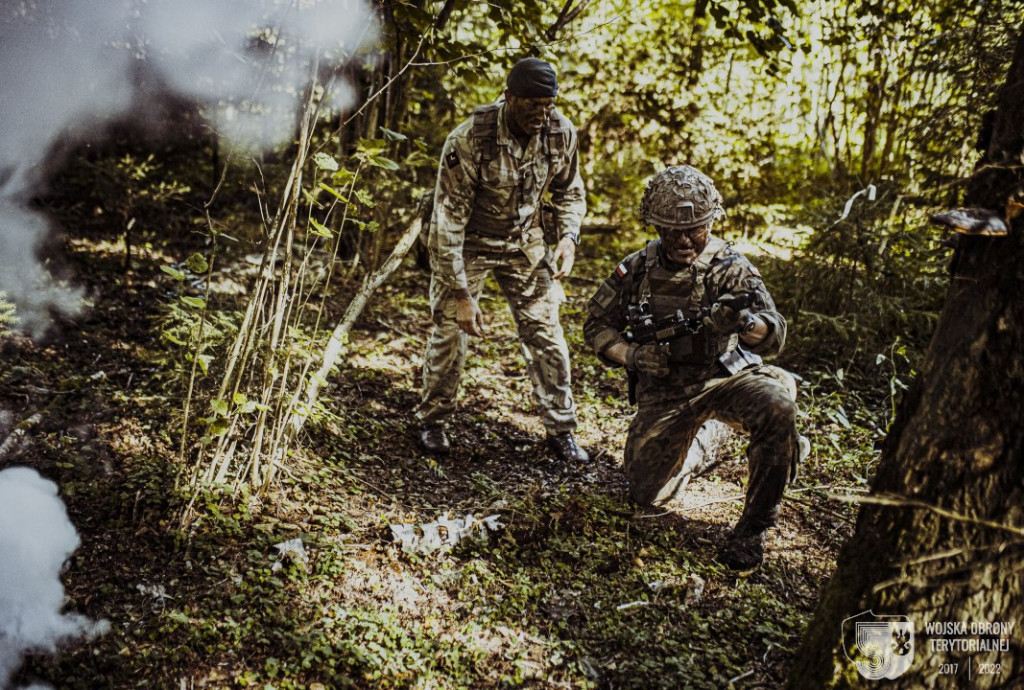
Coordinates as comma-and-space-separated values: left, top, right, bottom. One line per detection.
623, 293, 756, 345
622, 292, 758, 404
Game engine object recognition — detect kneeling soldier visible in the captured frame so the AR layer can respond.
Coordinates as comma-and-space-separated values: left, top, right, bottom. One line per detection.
583, 165, 804, 571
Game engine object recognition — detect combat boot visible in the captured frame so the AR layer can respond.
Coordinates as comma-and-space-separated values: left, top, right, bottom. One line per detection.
718, 525, 765, 573
547, 432, 590, 464
418, 425, 450, 455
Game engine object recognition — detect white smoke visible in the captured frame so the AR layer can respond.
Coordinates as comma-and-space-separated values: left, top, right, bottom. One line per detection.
0, 466, 110, 689
0, 0, 374, 336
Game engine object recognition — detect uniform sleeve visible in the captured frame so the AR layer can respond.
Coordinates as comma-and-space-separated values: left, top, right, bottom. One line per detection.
584, 260, 633, 366
428, 128, 478, 290
711, 253, 787, 356
548, 121, 586, 239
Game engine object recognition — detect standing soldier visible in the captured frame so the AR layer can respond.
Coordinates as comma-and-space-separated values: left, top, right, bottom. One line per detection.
584, 165, 806, 571
415, 57, 589, 464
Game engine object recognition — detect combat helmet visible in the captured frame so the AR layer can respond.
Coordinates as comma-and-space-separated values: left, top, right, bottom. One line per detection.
639, 165, 725, 230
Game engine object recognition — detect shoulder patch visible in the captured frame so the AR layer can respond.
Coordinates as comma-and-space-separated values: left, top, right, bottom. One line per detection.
590, 281, 619, 312
615, 262, 629, 278
445, 150, 460, 168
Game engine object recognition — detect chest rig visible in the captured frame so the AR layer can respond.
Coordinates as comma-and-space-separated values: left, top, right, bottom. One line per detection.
466, 103, 570, 238
631, 237, 736, 365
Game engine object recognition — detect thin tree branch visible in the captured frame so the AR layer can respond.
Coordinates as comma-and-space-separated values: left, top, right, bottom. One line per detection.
546, 0, 593, 41
435, 0, 457, 31
830, 492, 1024, 537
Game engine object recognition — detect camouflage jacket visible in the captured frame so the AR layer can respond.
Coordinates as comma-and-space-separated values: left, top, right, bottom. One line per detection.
584, 236, 787, 403
427, 98, 586, 290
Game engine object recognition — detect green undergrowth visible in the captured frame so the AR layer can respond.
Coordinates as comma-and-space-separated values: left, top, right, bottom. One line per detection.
34, 357, 879, 689
48, 456, 809, 689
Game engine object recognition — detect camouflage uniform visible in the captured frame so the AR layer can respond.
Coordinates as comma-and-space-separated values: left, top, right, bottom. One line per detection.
584, 235, 800, 534
416, 98, 586, 433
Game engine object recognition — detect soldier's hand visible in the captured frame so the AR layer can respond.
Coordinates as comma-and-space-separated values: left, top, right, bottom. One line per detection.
702, 294, 750, 334
625, 342, 670, 377
456, 297, 486, 337
551, 237, 576, 279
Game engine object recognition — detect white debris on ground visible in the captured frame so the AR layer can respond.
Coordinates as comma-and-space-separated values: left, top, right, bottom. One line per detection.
685, 574, 706, 606
271, 538, 310, 572
390, 513, 504, 555
646, 573, 706, 607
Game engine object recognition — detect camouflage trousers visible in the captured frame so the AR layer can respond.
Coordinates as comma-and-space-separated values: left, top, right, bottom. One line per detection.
626, 365, 800, 533
415, 247, 577, 434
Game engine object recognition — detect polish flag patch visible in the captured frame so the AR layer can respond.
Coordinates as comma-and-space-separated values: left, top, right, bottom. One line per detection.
615, 263, 628, 278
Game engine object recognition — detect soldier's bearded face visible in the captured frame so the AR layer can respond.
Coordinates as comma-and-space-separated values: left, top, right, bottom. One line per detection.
506, 95, 556, 135
657, 224, 710, 268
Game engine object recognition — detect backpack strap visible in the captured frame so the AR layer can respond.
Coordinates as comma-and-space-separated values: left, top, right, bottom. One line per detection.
471, 104, 500, 164
544, 109, 572, 161
633, 239, 660, 305
688, 237, 732, 313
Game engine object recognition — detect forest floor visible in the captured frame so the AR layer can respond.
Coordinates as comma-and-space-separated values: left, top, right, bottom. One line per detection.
0, 219, 885, 689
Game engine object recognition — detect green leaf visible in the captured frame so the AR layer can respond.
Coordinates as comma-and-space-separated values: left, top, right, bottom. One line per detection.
354, 189, 375, 207
368, 155, 400, 171
332, 169, 356, 186
319, 183, 350, 203
312, 152, 339, 171
180, 296, 206, 309
185, 253, 209, 274
301, 187, 322, 207
168, 610, 190, 624
209, 419, 230, 437
357, 137, 387, 154
309, 218, 334, 238
196, 354, 213, 375
162, 331, 186, 346
233, 392, 249, 406
160, 265, 186, 281
380, 127, 408, 141
211, 399, 229, 416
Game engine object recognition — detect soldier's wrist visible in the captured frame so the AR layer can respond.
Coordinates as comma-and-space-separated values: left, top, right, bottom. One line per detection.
453, 287, 473, 302
560, 231, 580, 246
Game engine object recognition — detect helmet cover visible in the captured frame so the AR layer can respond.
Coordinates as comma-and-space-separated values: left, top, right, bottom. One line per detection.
639, 165, 725, 229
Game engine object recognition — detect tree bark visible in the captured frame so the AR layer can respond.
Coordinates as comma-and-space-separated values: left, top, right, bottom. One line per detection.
787, 27, 1024, 690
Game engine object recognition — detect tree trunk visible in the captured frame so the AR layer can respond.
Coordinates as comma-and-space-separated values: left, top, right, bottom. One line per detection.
787, 28, 1024, 690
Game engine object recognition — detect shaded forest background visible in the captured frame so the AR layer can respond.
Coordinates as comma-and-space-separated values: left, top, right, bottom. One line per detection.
1, 0, 1022, 688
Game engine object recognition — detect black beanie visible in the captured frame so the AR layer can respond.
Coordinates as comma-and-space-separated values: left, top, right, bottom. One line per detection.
506, 58, 558, 98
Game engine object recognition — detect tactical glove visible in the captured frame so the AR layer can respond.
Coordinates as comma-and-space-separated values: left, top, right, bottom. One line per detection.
702, 294, 751, 335
625, 342, 670, 377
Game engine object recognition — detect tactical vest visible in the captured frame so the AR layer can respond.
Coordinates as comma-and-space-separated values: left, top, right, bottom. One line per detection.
465, 103, 571, 238
631, 237, 738, 366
